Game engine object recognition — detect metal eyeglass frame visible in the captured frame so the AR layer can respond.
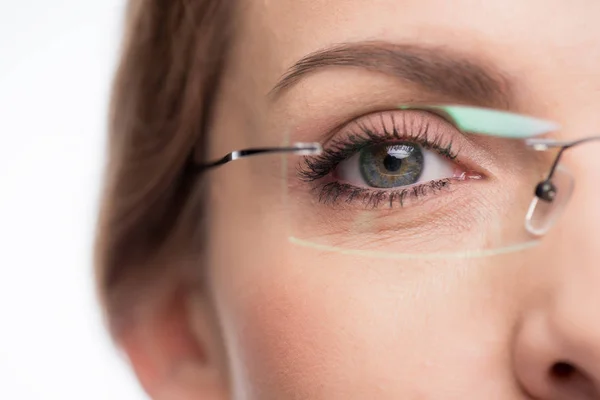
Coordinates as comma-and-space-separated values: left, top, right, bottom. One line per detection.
194, 136, 600, 239
523, 135, 600, 237
192, 142, 323, 171
526, 136, 600, 202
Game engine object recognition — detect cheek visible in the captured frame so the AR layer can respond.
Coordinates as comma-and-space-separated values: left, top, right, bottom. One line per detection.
229, 260, 394, 398
234, 270, 346, 398
211, 242, 518, 399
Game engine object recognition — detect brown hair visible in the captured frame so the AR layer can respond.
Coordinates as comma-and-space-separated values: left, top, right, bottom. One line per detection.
95, 0, 234, 331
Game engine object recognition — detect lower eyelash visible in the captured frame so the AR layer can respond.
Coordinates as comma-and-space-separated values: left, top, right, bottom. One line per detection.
316, 179, 452, 208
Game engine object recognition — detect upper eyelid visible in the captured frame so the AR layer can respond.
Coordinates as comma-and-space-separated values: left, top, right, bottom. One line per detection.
330, 110, 464, 149
300, 113, 464, 181
339, 109, 462, 136
317, 108, 496, 177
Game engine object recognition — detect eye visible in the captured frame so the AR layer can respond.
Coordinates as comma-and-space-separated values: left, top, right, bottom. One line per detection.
298, 109, 485, 208
335, 141, 459, 189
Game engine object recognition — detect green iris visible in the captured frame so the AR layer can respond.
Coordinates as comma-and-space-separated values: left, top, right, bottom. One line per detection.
359, 143, 424, 188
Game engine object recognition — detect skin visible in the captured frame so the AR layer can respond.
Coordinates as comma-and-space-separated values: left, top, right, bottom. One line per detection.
121, 1, 600, 399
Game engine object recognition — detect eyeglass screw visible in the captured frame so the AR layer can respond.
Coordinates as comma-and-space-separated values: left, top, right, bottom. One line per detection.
535, 180, 557, 202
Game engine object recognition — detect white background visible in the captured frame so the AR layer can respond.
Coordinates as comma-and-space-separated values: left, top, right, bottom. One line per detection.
0, 1, 147, 399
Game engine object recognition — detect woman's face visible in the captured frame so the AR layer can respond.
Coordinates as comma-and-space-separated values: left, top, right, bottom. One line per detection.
203, 0, 600, 398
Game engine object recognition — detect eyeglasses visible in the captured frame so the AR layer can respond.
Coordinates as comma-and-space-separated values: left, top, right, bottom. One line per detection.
196, 105, 599, 259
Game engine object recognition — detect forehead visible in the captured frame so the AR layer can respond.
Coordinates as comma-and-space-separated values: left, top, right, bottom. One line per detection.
233, 0, 600, 92
207, 0, 600, 153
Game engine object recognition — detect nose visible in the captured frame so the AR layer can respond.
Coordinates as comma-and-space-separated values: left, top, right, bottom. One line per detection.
513, 143, 600, 400
513, 294, 600, 400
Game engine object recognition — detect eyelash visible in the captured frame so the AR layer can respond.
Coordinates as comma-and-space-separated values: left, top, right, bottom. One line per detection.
297, 113, 461, 208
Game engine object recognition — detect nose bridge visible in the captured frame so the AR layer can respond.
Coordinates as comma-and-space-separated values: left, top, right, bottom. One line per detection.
543, 139, 600, 287
543, 138, 600, 355
556, 140, 600, 244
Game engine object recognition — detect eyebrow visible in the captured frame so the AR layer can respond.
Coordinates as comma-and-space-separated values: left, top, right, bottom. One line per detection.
270, 41, 512, 108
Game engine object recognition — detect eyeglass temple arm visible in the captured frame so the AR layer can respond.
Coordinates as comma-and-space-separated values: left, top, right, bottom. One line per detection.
190, 142, 323, 173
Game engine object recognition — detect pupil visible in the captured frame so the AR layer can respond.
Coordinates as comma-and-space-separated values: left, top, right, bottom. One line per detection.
383, 154, 403, 172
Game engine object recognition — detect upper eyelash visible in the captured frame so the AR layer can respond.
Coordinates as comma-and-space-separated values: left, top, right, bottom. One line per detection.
298, 113, 459, 182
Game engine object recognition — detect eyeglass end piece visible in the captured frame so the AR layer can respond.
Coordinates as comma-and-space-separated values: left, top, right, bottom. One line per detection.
293, 142, 323, 156
525, 138, 554, 150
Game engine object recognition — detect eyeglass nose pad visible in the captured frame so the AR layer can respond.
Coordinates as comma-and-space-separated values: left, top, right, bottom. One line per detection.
535, 180, 557, 202
525, 165, 575, 237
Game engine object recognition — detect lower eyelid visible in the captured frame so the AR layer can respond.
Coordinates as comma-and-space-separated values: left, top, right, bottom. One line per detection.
313, 178, 462, 210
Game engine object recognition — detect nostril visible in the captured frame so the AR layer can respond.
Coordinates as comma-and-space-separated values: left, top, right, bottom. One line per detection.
549, 361, 599, 398
551, 361, 576, 380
